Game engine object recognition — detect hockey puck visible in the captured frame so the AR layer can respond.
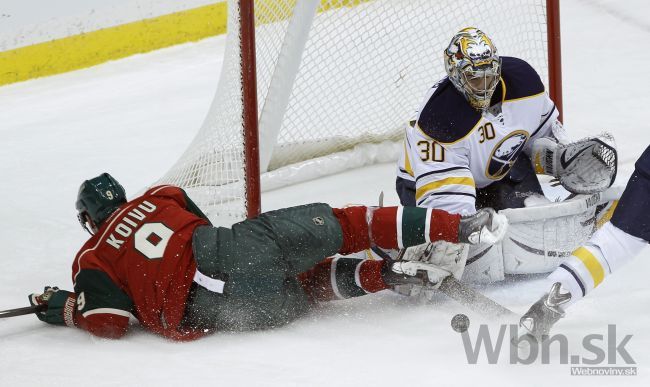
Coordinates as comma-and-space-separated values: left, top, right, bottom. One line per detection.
451, 313, 470, 333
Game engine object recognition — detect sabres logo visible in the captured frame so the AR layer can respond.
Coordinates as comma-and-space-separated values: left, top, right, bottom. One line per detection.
455, 28, 496, 66
486, 130, 529, 180
460, 36, 494, 64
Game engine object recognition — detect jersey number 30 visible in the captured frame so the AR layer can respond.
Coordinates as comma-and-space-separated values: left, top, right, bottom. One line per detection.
134, 223, 174, 260
478, 123, 496, 143
417, 141, 445, 162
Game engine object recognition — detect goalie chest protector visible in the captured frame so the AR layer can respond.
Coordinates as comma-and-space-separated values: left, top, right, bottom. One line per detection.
412, 56, 554, 189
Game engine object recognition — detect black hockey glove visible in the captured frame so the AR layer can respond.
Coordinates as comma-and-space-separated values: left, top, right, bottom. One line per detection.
28, 286, 75, 325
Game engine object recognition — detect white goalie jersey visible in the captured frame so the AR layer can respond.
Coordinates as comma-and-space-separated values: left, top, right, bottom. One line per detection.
397, 56, 559, 215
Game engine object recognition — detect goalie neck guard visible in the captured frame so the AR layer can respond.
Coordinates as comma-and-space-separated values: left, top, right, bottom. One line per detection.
76, 173, 127, 234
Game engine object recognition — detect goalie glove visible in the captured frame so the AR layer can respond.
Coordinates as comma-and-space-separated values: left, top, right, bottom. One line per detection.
531, 133, 617, 194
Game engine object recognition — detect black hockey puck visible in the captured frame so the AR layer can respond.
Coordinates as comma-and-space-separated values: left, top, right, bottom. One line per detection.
451, 313, 470, 333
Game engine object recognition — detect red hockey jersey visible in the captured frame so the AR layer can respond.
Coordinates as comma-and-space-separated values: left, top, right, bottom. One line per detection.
67, 185, 209, 340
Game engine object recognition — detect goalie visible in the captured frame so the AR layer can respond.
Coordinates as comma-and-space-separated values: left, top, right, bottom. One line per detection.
394, 27, 617, 283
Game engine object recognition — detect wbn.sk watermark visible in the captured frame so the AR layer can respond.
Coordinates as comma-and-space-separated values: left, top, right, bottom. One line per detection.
451, 314, 637, 376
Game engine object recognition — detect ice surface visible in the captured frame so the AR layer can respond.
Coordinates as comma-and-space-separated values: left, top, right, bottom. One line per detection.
1, 1, 649, 386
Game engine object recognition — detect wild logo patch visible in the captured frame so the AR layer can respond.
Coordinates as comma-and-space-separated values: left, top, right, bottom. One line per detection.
485, 130, 529, 179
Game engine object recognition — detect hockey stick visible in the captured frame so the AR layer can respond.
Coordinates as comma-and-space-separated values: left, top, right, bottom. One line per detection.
444, 186, 624, 319
394, 248, 519, 320
0, 304, 46, 319
380, 190, 520, 320
437, 186, 621, 321
437, 277, 519, 320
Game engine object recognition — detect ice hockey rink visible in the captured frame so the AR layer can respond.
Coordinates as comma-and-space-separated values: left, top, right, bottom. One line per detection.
1, 1, 649, 386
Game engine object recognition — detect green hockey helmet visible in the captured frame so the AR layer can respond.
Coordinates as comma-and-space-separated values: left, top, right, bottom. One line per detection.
76, 173, 126, 234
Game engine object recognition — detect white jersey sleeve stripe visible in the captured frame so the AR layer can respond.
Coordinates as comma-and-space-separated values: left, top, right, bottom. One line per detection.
396, 206, 404, 249
82, 308, 132, 319
424, 208, 433, 243
353, 261, 369, 294
330, 257, 343, 300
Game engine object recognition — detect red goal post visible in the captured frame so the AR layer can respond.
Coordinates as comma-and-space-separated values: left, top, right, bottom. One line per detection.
546, 0, 563, 122
240, 0, 261, 219
161, 0, 563, 226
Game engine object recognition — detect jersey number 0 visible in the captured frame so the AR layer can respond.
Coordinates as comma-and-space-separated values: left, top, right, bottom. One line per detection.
134, 223, 174, 260
478, 123, 496, 143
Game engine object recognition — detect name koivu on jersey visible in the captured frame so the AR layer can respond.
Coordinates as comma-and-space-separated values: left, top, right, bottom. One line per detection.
106, 201, 157, 249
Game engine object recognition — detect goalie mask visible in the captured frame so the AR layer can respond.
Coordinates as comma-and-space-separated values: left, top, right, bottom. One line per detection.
444, 28, 501, 111
76, 173, 126, 234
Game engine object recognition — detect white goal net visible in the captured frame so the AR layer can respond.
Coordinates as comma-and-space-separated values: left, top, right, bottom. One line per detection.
159, 0, 553, 226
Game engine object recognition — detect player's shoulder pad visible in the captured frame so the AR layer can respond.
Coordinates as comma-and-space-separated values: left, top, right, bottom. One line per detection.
500, 56, 545, 101
416, 78, 481, 144
147, 185, 211, 224
145, 184, 184, 197
142, 185, 189, 207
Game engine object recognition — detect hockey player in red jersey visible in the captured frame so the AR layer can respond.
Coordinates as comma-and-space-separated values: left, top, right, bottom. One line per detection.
29, 173, 506, 340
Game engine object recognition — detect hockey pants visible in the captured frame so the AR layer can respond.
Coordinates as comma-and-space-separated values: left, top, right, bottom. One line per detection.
181, 203, 344, 331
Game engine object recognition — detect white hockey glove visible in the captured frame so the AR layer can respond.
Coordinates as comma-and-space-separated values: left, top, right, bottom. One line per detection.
392, 242, 469, 288
391, 208, 508, 287
531, 133, 617, 194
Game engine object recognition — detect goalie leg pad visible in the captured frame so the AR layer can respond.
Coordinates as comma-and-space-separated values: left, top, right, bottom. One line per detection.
462, 242, 505, 283
502, 209, 595, 274
462, 213, 594, 282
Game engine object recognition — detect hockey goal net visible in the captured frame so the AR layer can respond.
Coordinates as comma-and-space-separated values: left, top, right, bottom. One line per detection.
159, 0, 561, 226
